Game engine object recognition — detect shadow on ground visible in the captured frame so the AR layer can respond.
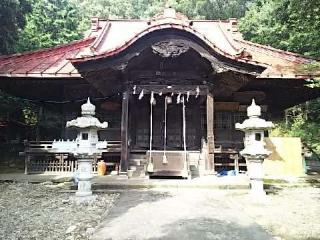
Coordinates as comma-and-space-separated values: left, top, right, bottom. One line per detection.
106, 190, 173, 220
305, 173, 320, 188
92, 189, 273, 240
147, 217, 272, 240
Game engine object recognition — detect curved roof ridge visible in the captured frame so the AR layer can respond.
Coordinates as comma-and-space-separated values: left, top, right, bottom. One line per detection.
235, 39, 316, 63
91, 22, 111, 51
216, 21, 241, 53
70, 22, 260, 68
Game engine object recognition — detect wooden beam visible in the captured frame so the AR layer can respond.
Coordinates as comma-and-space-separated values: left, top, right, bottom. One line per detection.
215, 102, 239, 111
212, 72, 253, 98
206, 93, 215, 171
120, 90, 129, 172
129, 70, 204, 80
133, 85, 209, 95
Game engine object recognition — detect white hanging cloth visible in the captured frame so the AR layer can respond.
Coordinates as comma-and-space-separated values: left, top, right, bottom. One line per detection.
147, 91, 154, 172
163, 96, 168, 164
177, 92, 181, 104
186, 91, 190, 102
196, 86, 200, 98
138, 89, 144, 100
182, 95, 188, 171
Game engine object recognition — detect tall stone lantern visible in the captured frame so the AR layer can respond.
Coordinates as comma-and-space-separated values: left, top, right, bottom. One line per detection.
235, 99, 273, 197
66, 98, 108, 198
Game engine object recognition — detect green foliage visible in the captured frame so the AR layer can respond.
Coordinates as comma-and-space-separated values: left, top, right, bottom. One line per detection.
271, 102, 320, 154
240, 0, 320, 154
22, 107, 38, 126
303, 62, 320, 88
69, 0, 164, 32
16, 0, 83, 52
239, 1, 282, 46
239, 0, 320, 57
0, 90, 64, 140
71, 0, 252, 31
0, 90, 38, 126
176, 0, 252, 19
0, 0, 31, 54
0, 0, 253, 53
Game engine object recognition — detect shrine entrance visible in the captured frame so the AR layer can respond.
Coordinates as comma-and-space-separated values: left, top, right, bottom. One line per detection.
128, 86, 206, 177
130, 91, 203, 151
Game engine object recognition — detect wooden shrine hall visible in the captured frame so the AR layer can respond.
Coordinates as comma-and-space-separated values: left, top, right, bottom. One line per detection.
0, 8, 319, 177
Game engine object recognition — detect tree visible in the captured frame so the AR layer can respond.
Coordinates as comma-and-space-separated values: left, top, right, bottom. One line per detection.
239, 0, 320, 154
71, 0, 253, 31
177, 0, 252, 19
16, 0, 83, 52
0, 0, 31, 54
239, 0, 320, 57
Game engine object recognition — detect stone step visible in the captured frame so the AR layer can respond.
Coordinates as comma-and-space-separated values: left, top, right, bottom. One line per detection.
129, 158, 148, 166
129, 165, 146, 178
130, 154, 146, 160
129, 165, 145, 170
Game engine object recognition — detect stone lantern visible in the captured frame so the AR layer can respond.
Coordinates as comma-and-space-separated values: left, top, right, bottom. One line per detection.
235, 99, 273, 197
65, 98, 108, 199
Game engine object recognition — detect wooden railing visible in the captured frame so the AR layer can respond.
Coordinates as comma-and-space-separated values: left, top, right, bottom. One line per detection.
22, 140, 121, 174
213, 142, 246, 173
104, 141, 122, 152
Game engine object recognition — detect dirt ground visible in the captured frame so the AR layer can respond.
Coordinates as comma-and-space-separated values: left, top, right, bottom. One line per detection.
232, 186, 320, 240
92, 186, 320, 240
0, 181, 319, 240
0, 182, 119, 240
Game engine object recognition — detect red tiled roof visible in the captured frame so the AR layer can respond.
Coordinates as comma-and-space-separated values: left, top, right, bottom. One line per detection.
0, 8, 319, 79
0, 38, 95, 78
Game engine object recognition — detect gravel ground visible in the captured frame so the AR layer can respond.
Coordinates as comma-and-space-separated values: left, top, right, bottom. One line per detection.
92, 189, 273, 240
230, 187, 320, 240
0, 181, 319, 240
0, 182, 119, 240
92, 187, 320, 240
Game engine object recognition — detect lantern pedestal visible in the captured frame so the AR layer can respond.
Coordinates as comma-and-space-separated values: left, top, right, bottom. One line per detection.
75, 155, 94, 198
246, 157, 266, 197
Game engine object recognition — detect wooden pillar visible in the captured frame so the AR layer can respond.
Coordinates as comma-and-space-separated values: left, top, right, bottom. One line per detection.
61, 103, 66, 139
36, 105, 43, 141
206, 93, 215, 171
120, 90, 129, 172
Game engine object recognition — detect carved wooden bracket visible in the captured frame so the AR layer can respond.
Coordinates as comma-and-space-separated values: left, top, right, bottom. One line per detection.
152, 40, 190, 58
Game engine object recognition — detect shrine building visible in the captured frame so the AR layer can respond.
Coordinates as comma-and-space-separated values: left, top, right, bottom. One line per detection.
0, 8, 319, 177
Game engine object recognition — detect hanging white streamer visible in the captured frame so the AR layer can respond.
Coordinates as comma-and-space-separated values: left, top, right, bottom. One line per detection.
163, 96, 168, 164
182, 95, 188, 175
147, 91, 154, 172
177, 93, 181, 104
150, 91, 156, 105
138, 89, 144, 100
196, 86, 200, 98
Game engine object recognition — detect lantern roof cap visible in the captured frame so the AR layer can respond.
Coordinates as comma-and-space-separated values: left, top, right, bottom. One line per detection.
235, 99, 274, 130
81, 98, 96, 116
247, 99, 261, 118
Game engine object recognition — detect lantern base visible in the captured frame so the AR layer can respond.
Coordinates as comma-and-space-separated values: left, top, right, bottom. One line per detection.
249, 179, 266, 197
70, 195, 97, 204
75, 156, 93, 198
